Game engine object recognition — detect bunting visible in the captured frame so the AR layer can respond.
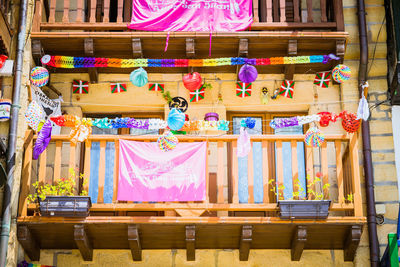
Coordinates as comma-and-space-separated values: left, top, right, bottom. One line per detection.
313, 71, 331, 88
110, 83, 127, 93
278, 80, 295, 98
236, 82, 252, 98
72, 80, 89, 94
189, 86, 205, 102
148, 83, 164, 92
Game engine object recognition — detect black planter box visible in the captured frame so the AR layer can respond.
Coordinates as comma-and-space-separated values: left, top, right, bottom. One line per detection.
278, 200, 331, 219
39, 196, 91, 217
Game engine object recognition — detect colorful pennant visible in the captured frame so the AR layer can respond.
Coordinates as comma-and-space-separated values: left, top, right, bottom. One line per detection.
278, 80, 294, 98
72, 80, 89, 94
236, 82, 252, 98
110, 82, 127, 93
149, 83, 164, 92
314, 71, 331, 88
189, 86, 205, 102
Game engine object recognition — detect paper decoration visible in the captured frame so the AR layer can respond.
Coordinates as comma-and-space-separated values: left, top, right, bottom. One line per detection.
33, 120, 52, 159
239, 64, 258, 83
72, 80, 89, 94
236, 82, 252, 98
25, 101, 45, 131
189, 86, 205, 103
314, 71, 331, 88
305, 127, 325, 147
30, 67, 49, 87
157, 131, 179, 152
278, 80, 295, 98
110, 83, 127, 93
148, 83, 164, 92
167, 108, 185, 131
332, 64, 351, 83
183, 72, 202, 92
130, 67, 148, 87
341, 111, 360, 133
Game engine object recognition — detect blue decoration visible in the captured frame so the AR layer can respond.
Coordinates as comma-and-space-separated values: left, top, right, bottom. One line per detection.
130, 67, 148, 87
245, 117, 256, 129
167, 108, 185, 131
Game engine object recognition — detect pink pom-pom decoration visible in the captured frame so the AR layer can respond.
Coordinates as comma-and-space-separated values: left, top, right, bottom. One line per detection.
304, 127, 325, 147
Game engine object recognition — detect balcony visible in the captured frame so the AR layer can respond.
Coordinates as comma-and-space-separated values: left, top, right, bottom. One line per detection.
17, 131, 365, 262
31, 0, 347, 74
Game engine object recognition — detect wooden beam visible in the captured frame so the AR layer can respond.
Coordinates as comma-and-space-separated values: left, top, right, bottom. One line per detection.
186, 38, 195, 58
344, 225, 362, 261
239, 225, 252, 261
128, 225, 142, 261
74, 224, 93, 261
84, 38, 98, 83
291, 225, 307, 261
32, 39, 43, 65
336, 39, 345, 63
284, 40, 297, 80
132, 38, 143, 58
238, 39, 248, 57
17, 225, 40, 261
186, 225, 196, 261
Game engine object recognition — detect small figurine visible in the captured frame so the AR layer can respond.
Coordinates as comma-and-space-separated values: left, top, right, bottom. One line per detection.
261, 87, 269, 104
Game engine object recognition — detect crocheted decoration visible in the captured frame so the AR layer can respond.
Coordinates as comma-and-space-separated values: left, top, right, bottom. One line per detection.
130, 67, 148, 87
183, 72, 202, 92
305, 127, 325, 147
33, 120, 52, 159
25, 101, 45, 131
341, 111, 361, 133
238, 64, 258, 83
278, 80, 295, 98
318, 112, 332, 127
236, 82, 252, 97
149, 83, 164, 92
30, 67, 49, 87
314, 71, 331, 88
157, 131, 178, 152
110, 83, 127, 93
72, 80, 89, 94
190, 85, 205, 102
332, 64, 351, 83
167, 108, 185, 131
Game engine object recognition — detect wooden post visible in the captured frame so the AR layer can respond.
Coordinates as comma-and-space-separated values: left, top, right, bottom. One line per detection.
343, 225, 362, 261
32, 0, 43, 32
232, 140, 239, 203
349, 133, 363, 217
262, 141, 269, 203
291, 226, 307, 261
74, 225, 93, 261
333, 0, 345, 31
247, 142, 254, 203
276, 141, 284, 198
128, 225, 142, 261
252, 0, 259, 22
48, 0, 56, 23
239, 225, 252, 261
320, 142, 329, 198
186, 225, 196, 261
291, 141, 298, 198
62, 0, 70, 23
335, 140, 344, 204
18, 131, 34, 217
217, 141, 224, 203
97, 141, 106, 203
83, 141, 91, 195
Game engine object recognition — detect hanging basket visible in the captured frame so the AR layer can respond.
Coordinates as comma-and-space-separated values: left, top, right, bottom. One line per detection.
341, 112, 361, 133
204, 112, 219, 122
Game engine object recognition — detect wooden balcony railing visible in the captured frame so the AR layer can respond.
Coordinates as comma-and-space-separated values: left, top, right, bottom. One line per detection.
18, 131, 362, 219
32, 0, 345, 32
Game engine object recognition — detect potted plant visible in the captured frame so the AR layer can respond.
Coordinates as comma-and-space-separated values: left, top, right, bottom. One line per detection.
27, 168, 91, 217
269, 172, 332, 219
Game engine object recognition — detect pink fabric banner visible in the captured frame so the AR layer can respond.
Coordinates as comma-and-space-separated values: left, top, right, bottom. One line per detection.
117, 140, 207, 202
128, 0, 253, 32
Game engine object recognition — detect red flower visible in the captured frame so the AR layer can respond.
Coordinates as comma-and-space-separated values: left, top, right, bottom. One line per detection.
316, 172, 323, 178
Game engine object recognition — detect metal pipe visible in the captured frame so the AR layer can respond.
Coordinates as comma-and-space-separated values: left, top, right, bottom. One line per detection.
0, 0, 28, 265
357, 0, 380, 266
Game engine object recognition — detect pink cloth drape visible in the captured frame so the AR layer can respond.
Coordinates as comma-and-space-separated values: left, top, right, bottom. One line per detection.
117, 140, 207, 202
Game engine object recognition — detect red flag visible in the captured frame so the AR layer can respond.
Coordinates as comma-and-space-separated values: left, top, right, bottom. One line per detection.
313, 71, 331, 88
236, 82, 252, 98
72, 80, 89, 94
110, 83, 127, 93
278, 80, 294, 98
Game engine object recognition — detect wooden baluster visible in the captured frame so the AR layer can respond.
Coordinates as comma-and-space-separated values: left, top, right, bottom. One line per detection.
76, 0, 84, 22
253, 0, 259, 22
18, 131, 34, 217
89, 0, 96, 23
306, 0, 313, 22
291, 141, 298, 199
62, 0, 70, 23
247, 142, 254, 203
333, 0, 344, 31
266, 0, 273, 22
276, 141, 284, 199
320, 142, 329, 198
32, 0, 43, 32
48, 0, 56, 23
53, 141, 62, 182
83, 141, 91, 195
113, 139, 119, 202
293, 0, 300, 22
320, 0, 327, 22
279, 0, 286, 22
305, 146, 314, 199
349, 134, 362, 217
97, 141, 106, 203
38, 149, 47, 185
69, 143, 76, 173
206, 142, 210, 203
262, 141, 269, 203
124, 0, 132, 22
217, 141, 225, 203
117, 0, 124, 22
273, 0, 279, 22
103, 0, 110, 22
335, 140, 344, 205
232, 140, 239, 204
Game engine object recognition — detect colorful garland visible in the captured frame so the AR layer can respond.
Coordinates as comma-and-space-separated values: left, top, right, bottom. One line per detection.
41, 54, 339, 69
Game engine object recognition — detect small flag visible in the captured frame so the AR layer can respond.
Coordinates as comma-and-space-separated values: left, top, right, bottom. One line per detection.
189, 85, 205, 102
236, 82, 252, 98
149, 83, 164, 92
313, 71, 331, 88
278, 80, 294, 98
72, 80, 89, 94
110, 83, 127, 93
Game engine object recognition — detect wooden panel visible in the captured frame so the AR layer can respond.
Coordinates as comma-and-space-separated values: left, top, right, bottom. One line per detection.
113, 140, 119, 202
97, 141, 106, 203
273, 0, 279, 22
253, 0, 259, 22
349, 134, 362, 217
62, 0, 70, 23
262, 141, 269, 203
117, 0, 124, 22
305, 146, 314, 199
276, 141, 284, 198
76, 0, 84, 22
293, 0, 300, 22
321, 142, 329, 198
335, 141, 344, 204
48, 0, 56, 23
248, 142, 254, 203
18, 131, 34, 217
266, 0, 273, 22
320, 0, 327, 22
83, 141, 91, 194
279, 0, 286, 22
306, 0, 313, 22
217, 141, 224, 203
69, 143, 76, 173
291, 141, 298, 198
232, 140, 239, 203
89, 0, 96, 23
103, 0, 110, 22
38, 149, 46, 185
53, 141, 62, 182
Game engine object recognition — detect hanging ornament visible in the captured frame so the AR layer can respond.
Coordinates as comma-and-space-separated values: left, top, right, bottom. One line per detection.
33, 120, 52, 159
130, 67, 148, 87
110, 82, 127, 93
261, 87, 269, 104
332, 64, 351, 83
271, 88, 280, 100
357, 82, 370, 121
236, 82, 252, 98
318, 112, 332, 127
148, 83, 164, 92
313, 71, 331, 88
157, 131, 179, 152
25, 101, 45, 131
341, 111, 360, 133
183, 72, 202, 92
167, 108, 185, 131
168, 97, 188, 112
204, 112, 219, 122
189, 85, 205, 103
30, 67, 49, 87
241, 117, 256, 129
238, 64, 258, 83
72, 79, 89, 94
305, 127, 325, 147
278, 80, 295, 98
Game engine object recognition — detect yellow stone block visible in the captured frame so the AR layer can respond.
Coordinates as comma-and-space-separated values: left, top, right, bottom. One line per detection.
343, 8, 358, 24
374, 185, 399, 202
369, 24, 388, 43
369, 120, 393, 134
373, 165, 398, 182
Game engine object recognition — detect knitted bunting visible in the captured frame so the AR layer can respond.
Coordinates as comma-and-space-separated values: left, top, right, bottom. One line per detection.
72, 80, 89, 94
189, 85, 205, 102
149, 83, 164, 92
313, 71, 331, 88
110, 83, 127, 93
278, 80, 295, 98
236, 82, 252, 98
